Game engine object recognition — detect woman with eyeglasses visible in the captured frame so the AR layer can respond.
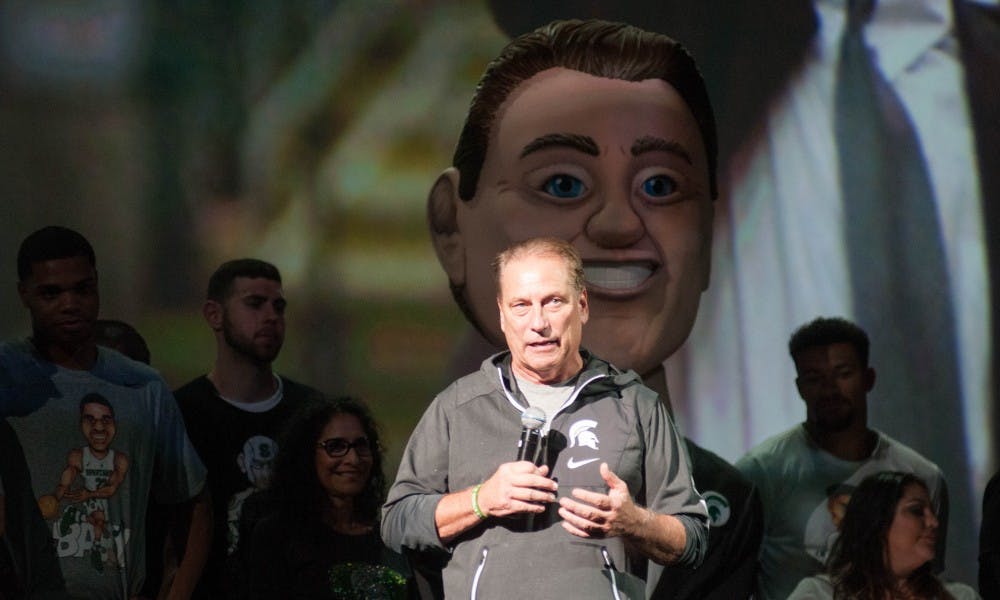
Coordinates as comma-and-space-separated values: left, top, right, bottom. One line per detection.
247, 397, 408, 599
788, 471, 979, 600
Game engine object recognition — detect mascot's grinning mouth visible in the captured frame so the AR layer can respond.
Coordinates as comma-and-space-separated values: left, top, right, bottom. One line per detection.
583, 262, 655, 290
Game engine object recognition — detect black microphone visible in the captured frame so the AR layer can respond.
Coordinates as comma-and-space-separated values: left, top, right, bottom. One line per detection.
517, 407, 548, 531
516, 407, 547, 465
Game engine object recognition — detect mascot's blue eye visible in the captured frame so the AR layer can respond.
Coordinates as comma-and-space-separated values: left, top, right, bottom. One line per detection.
642, 175, 676, 198
543, 175, 586, 199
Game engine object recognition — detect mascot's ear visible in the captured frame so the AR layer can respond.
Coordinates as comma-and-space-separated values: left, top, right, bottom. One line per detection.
428, 167, 467, 287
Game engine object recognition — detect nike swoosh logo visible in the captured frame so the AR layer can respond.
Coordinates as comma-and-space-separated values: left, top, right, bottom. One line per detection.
566, 457, 599, 469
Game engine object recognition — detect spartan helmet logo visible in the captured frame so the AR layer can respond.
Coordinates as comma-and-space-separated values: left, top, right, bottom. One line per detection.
702, 490, 732, 527
238, 435, 278, 489
568, 419, 599, 450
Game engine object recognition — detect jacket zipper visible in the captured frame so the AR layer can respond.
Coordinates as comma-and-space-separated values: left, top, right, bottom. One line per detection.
470, 544, 624, 599
601, 546, 623, 600
470, 546, 489, 600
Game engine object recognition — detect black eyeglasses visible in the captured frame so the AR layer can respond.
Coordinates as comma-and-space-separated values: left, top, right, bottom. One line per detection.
317, 436, 372, 458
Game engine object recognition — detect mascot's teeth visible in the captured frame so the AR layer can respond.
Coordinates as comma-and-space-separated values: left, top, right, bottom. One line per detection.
583, 264, 653, 290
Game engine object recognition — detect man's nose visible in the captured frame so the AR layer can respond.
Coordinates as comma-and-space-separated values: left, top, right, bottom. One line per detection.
262, 303, 281, 321
529, 306, 549, 332
585, 190, 645, 248
59, 291, 81, 312
817, 375, 839, 396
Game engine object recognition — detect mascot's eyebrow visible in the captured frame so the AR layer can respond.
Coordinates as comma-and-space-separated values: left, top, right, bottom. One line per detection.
520, 133, 600, 158
631, 135, 692, 164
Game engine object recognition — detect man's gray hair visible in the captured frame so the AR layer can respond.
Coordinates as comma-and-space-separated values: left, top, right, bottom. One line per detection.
492, 237, 586, 297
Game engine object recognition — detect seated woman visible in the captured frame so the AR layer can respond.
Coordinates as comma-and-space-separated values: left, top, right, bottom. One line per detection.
789, 471, 979, 599
248, 397, 408, 599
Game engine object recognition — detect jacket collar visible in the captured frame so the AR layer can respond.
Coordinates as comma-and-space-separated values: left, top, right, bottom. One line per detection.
482, 349, 643, 412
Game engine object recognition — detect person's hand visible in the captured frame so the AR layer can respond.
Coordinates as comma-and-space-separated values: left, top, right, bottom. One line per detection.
559, 463, 648, 538
63, 487, 89, 502
476, 461, 557, 518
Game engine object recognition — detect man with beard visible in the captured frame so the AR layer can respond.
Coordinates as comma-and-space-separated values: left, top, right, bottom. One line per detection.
175, 258, 322, 598
735, 317, 948, 600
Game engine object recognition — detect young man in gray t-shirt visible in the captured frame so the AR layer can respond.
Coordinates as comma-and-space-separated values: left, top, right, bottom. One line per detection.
1, 226, 208, 599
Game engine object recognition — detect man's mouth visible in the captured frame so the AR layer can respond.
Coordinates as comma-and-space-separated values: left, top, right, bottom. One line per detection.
528, 340, 558, 350
817, 397, 849, 410
58, 319, 88, 331
583, 262, 656, 291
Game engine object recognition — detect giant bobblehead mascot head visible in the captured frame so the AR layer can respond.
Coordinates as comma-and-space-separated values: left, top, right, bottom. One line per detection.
430, 19, 718, 376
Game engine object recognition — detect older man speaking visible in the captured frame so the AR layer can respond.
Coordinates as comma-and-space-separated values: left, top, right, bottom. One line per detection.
382, 237, 706, 600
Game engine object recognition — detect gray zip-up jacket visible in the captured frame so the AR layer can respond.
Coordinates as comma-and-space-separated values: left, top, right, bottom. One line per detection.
382, 351, 708, 599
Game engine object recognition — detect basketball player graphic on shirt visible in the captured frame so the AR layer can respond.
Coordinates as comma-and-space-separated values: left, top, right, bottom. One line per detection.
39, 393, 130, 570
226, 435, 277, 554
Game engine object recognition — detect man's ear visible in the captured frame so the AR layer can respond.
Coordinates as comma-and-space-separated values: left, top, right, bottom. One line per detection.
428, 167, 467, 287
203, 300, 223, 331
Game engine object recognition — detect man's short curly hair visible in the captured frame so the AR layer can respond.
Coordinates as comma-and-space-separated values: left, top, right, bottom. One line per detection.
788, 317, 871, 366
17, 226, 95, 282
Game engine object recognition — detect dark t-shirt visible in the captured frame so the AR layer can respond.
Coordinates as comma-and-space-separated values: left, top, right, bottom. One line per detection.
653, 439, 763, 600
249, 515, 399, 600
174, 375, 321, 597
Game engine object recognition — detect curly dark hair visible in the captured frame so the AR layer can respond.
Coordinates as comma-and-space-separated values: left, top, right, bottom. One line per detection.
17, 225, 95, 282
828, 471, 950, 600
269, 397, 387, 527
788, 316, 871, 367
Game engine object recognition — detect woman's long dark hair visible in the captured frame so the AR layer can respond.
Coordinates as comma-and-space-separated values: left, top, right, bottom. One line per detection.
828, 471, 950, 600
269, 397, 387, 528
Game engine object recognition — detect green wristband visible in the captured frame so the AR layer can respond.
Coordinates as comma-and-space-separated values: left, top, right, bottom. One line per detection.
471, 483, 487, 520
